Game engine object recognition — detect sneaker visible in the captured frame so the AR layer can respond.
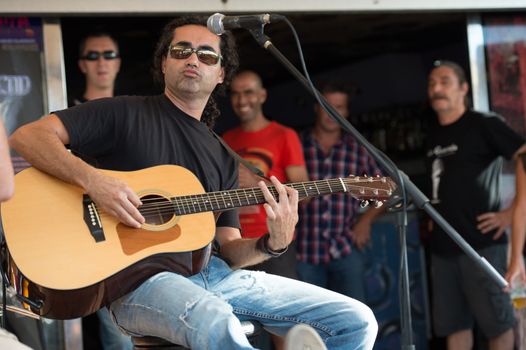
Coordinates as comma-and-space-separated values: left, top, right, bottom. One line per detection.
285, 324, 328, 350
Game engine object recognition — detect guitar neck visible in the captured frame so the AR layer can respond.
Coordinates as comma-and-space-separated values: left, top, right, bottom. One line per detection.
170, 177, 391, 215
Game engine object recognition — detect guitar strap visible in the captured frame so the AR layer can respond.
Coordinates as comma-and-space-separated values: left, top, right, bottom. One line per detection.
209, 129, 271, 182
209, 129, 272, 259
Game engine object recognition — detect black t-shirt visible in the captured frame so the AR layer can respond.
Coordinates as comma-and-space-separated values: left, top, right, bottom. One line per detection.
55, 94, 240, 229
425, 109, 524, 255
68, 95, 87, 107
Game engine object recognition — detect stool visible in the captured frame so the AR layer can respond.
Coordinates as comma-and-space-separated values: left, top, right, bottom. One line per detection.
131, 320, 262, 349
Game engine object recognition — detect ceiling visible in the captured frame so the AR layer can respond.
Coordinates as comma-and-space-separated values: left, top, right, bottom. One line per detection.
233, 12, 467, 84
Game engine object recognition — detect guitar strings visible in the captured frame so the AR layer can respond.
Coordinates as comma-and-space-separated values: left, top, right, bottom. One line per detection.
136, 179, 391, 213
93, 178, 393, 220
137, 180, 391, 212
132, 177, 392, 207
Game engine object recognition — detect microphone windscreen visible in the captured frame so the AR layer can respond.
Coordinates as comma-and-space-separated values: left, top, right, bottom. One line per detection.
207, 13, 225, 35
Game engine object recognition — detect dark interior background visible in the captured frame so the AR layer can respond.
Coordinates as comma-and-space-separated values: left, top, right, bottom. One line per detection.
60, 12, 469, 179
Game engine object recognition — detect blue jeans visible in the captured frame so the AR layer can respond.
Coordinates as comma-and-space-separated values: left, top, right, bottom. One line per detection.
109, 256, 377, 349
297, 248, 367, 302
97, 308, 133, 350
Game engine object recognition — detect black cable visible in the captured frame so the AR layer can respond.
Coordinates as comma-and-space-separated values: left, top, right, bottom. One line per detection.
1, 271, 6, 329
1, 240, 8, 329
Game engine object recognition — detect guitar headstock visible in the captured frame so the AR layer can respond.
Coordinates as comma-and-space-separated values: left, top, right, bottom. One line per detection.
343, 175, 397, 207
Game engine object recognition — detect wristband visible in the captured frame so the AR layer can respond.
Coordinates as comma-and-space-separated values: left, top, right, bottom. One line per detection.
256, 233, 288, 258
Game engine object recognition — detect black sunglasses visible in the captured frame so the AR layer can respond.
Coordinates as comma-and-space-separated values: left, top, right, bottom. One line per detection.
168, 45, 222, 66
81, 50, 120, 61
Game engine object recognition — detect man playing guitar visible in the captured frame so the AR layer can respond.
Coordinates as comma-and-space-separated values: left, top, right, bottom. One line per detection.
8, 16, 377, 350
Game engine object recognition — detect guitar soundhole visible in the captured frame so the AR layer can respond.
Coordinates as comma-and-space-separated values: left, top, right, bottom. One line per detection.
139, 194, 175, 226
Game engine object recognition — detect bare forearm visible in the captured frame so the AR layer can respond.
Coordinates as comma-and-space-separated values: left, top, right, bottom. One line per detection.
220, 238, 269, 269
217, 177, 298, 269
9, 119, 98, 189
511, 202, 526, 263
511, 157, 526, 263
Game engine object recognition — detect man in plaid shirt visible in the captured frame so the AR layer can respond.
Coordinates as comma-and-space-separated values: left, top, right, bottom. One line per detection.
296, 81, 384, 302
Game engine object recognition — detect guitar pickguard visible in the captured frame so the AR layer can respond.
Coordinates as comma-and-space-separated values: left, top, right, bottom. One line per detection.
117, 223, 181, 255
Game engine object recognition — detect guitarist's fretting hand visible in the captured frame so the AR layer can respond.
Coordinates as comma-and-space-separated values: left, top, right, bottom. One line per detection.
259, 176, 299, 251
86, 171, 145, 228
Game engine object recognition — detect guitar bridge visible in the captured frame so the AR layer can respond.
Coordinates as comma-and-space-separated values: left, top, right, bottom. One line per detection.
83, 195, 105, 242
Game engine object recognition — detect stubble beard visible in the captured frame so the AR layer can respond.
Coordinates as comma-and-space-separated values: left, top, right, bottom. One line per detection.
176, 76, 202, 95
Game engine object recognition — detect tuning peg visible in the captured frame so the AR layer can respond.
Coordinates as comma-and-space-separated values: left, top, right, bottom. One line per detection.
373, 200, 384, 208
360, 200, 369, 208
376, 174, 386, 182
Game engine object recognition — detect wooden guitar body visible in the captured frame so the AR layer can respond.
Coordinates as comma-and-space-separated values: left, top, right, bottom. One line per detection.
2, 165, 215, 319
1, 164, 395, 319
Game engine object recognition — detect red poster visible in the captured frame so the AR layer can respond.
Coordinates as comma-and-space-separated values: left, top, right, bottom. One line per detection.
484, 15, 526, 136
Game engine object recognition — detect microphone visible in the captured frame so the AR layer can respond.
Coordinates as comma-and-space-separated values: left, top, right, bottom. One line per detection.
207, 13, 284, 35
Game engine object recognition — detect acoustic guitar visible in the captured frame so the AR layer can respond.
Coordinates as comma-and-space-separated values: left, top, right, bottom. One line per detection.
0, 164, 396, 319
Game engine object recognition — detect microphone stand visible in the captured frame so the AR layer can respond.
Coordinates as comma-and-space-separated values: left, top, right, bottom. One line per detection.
245, 25, 508, 350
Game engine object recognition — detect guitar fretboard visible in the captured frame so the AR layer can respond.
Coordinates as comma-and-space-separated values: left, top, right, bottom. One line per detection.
169, 177, 391, 216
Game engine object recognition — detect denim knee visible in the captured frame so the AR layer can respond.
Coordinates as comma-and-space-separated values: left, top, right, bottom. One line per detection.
184, 294, 244, 349
361, 305, 378, 345
336, 301, 378, 349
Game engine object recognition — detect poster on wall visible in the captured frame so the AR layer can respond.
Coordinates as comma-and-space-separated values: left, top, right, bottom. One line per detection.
0, 17, 45, 172
484, 15, 526, 137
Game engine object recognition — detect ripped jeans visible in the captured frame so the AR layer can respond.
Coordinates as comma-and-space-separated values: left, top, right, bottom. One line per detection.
109, 256, 378, 350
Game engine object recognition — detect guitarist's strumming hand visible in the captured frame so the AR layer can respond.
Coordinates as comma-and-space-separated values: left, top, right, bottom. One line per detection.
86, 171, 145, 228
258, 176, 299, 251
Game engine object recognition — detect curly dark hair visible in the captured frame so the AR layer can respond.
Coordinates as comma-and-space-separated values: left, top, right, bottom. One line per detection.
152, 16, 239, 128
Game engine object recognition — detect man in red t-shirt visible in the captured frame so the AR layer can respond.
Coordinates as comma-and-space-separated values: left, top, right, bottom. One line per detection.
224, 70, 308, 241
223, 70, 309, 348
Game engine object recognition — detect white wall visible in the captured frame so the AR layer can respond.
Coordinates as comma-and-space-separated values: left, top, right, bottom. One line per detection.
1, 0, 526, 15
